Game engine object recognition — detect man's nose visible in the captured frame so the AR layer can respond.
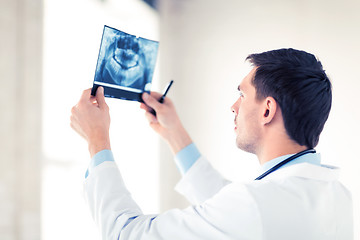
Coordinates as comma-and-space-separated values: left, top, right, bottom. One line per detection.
231, 98, 241, 114
231, 102, 237, 114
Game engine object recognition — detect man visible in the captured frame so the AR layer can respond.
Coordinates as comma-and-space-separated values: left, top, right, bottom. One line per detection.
70, 48, 353, 239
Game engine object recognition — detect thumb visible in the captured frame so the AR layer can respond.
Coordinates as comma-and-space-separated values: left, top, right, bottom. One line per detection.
96, 87, 107, 107
142, 92, 162, 111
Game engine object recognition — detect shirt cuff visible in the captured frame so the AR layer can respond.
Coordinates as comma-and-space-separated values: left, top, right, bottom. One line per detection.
85, 149, 114, 178
174, 143, 201, 175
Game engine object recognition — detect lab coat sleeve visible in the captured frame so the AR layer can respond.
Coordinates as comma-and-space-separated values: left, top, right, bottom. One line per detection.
84, 161, 263, 240
83, 161, 143, 239
175, 156, 231, 205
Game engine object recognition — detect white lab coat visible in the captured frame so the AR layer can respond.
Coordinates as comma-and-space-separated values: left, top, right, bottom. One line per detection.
83, 156, 353, 240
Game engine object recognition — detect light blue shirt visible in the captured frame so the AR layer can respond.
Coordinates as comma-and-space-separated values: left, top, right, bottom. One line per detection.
259, 152, 321, 175
85, 150, 114, 178
174, 143, 201, 175
85, 144, 321, 178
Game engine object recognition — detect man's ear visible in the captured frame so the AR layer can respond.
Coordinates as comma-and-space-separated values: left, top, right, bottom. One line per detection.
262, 97, 277, 125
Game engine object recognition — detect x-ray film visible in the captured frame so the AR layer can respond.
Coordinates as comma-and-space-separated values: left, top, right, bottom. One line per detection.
92, 25, 159, 102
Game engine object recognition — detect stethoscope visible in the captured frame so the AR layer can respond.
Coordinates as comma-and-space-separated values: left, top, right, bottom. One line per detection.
255, 148, 316, 180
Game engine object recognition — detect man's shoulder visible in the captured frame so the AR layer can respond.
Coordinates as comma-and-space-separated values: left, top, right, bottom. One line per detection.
223, 163, 349, 204
262, 162, 340, 182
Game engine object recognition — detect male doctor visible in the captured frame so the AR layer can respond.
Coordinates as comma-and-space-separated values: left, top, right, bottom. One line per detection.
70, 48, 353, 239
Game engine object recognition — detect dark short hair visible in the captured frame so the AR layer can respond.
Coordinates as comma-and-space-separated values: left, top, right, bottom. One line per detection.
246, 48, 332, 148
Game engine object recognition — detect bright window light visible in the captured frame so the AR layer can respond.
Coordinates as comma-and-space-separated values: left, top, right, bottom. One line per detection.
42, 0, 160, 239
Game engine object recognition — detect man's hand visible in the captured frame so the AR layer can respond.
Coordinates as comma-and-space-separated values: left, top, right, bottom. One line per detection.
140, 92, 192, 154
70, 87, 111, 157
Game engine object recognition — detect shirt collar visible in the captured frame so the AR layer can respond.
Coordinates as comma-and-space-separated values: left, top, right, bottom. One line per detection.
259, 152, 322, 175
258, 152, 342, 181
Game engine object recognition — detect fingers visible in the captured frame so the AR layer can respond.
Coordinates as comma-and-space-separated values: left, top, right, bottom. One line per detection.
149, 91, 163, 99
142, 91, 171, 116
148, 91, 172, 105
70, 119, 86, 140
70, 106, 86, 139
140, 102, 152, 112
145, 111, 158, 124
80, 88, 93, 102
78, 87, 107, 109
70, 88, 111, 149
95, 87, 108, 109
142, 92, 162, 111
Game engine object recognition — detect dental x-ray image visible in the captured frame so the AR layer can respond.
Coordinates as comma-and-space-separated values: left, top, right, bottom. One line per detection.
92, 25, 159, 102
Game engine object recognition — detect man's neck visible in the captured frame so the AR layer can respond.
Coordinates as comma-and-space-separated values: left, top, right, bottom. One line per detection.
257, 143, 308, 166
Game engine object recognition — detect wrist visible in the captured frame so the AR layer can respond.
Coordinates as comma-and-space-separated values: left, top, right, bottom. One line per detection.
88, 135, 111, 158
166, 125, 192, 154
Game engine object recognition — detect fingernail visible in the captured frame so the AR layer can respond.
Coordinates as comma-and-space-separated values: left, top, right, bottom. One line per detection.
143, 93, 149, 100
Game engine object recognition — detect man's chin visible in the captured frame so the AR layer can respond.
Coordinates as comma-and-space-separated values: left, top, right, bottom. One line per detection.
236, 139, 256, 154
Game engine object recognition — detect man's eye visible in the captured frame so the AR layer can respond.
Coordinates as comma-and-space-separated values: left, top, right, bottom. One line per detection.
239, 91, 244, 97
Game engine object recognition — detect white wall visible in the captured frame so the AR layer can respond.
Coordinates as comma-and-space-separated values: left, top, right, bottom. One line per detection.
158, 0, 360, 237
0, 0, 42, 239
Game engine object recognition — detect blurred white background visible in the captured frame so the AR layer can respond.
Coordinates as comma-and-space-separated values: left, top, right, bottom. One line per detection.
1, 0, 359, 239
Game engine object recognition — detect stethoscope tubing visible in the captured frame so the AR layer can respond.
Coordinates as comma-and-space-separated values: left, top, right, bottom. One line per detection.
255, 149, 316, 180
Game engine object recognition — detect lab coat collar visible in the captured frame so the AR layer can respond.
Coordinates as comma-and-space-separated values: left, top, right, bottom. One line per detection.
262, 162, 340, 182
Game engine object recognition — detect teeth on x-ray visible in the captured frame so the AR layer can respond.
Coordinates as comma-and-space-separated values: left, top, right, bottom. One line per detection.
117, 35, 140, 53
93, 25, 159, 102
